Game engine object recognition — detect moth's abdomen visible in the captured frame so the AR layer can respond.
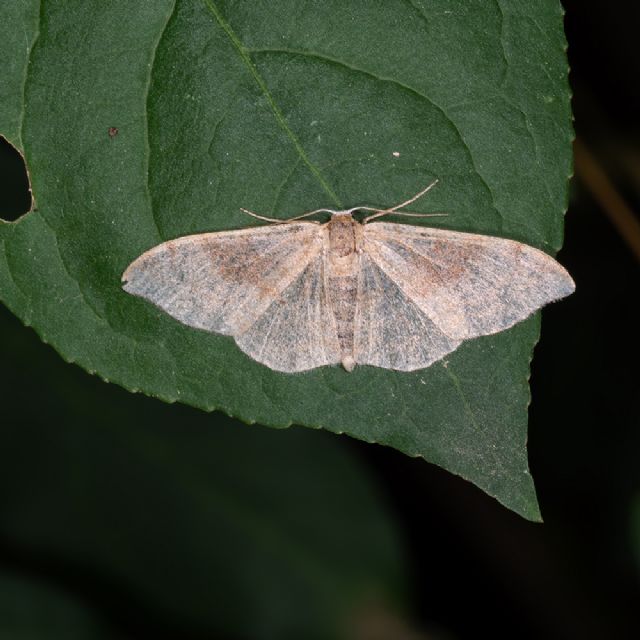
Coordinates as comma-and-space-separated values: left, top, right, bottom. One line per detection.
328, 274, 358, 364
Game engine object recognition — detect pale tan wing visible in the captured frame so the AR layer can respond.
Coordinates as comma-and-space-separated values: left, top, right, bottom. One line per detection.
354, 252, 462, 371
122, 222, 324, 337
235, 253, 342, 372
363, 222, 575, 341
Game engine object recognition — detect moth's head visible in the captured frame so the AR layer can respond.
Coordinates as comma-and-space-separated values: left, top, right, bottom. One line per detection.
328, 211, 359, 231
330, 209, 357, 220
329, 208, 373, 224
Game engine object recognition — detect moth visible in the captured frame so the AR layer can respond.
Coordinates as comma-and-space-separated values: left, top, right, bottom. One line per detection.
122, 181, 574, 373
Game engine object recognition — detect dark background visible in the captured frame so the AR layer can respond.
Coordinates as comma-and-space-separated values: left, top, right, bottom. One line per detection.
1, 1, 638, 638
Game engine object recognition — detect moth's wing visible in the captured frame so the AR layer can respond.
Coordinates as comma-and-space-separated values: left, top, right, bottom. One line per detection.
363, 222, 575, 342
122, 222, 325, 338
354, 253, 462, 371
235, 253, 342, 372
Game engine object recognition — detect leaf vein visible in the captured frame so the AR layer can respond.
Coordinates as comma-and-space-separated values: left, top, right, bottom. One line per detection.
18, 0, 41, 151
495, 0, 510, 87
201, 0, 341, 207
246, 46, 503, 227
400, 0, 431, 29
143, 0, 178, 241
35, 211, 107, 326
0, 237, 30, 304
441, 362, 481, 432
270, 156, 302, 215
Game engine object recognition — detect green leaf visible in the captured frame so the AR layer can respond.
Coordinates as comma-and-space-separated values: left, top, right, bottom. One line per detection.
0, 1, 572, 520
0, 303, 406, 639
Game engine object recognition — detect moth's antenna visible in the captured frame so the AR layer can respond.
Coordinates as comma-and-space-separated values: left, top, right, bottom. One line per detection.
362, 179, 447, 223
388, 179, 440, 211
240, 208, 327, 224
240, 208, 284, 223
365, 211, 448, 222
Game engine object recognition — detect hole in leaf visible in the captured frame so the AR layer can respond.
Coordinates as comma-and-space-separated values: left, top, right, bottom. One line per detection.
0, 135, 32, 222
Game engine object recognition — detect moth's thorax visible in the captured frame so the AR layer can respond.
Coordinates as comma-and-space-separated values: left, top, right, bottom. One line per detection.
326, 214, 363, 275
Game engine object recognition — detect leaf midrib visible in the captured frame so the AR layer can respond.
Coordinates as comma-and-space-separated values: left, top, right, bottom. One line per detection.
202, 0, 342, 208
